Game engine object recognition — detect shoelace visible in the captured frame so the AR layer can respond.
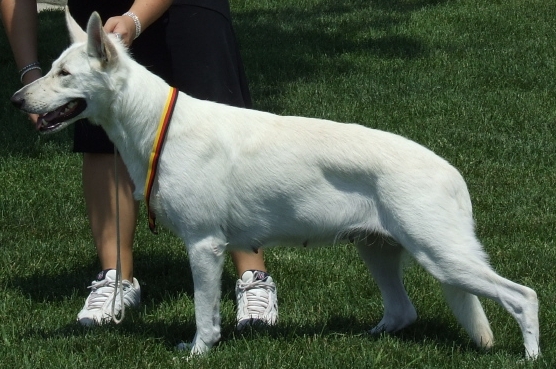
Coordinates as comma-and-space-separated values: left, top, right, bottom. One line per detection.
237, 279, 275, 315
86, 279, 121, 310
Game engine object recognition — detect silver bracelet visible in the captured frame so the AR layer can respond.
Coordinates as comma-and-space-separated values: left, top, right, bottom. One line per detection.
123, 11, 141, 40
19, 62, 42, 83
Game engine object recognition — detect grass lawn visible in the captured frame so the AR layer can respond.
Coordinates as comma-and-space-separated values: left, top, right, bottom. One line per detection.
1, 0, 555, 367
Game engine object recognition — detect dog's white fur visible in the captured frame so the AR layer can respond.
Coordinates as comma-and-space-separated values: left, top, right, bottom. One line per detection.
12, 10, 540, 359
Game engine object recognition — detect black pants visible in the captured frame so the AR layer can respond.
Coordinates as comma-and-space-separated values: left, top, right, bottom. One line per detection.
72, 4, 251, 153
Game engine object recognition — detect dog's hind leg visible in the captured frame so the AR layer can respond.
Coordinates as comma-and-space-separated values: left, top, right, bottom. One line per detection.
442, 263, 538, 359
441, 283, 493, 349
400, 232, 539, 359
183, 234, 227, 356
355, 235, 417, 334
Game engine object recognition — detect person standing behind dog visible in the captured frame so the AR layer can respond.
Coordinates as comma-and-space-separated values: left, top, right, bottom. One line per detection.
1, 0, 278, 329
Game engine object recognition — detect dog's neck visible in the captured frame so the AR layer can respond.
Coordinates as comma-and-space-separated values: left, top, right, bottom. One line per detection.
94, 59, 178, 200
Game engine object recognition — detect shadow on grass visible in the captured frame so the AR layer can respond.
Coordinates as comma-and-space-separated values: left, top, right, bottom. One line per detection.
227, 315, 479, 349
16, 309, 488, 359
233, 0, 446, 112
6, 249, 239, 307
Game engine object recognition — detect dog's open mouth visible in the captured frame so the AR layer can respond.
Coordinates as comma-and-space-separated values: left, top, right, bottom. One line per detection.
36, 98, 87, 133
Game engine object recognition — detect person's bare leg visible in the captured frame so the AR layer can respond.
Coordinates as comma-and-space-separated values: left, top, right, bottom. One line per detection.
231, 250, 267, 276
82, 153, 138, 281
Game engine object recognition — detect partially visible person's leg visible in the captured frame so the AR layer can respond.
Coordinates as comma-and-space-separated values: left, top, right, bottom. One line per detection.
77, 153, 141, 325
231, 251, 267, 276
82, 153, 137, 282
76, 151, 141, 326
166, 3, 278, 328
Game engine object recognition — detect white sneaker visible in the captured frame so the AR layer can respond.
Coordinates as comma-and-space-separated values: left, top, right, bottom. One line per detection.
236, 270, 278, 330
77, 269, 141, 326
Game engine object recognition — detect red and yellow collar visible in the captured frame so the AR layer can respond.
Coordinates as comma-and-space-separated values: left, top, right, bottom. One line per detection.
145, 87, 179, 234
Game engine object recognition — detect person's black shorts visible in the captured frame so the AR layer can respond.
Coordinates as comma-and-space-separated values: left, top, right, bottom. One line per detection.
166, 4, 252, 109
70, 3, 251, 154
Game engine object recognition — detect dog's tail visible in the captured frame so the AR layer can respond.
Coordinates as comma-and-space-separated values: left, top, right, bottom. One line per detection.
441, 284, 494, 349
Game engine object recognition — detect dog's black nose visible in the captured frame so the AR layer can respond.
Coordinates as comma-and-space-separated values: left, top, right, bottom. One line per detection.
10, 94, 24, 109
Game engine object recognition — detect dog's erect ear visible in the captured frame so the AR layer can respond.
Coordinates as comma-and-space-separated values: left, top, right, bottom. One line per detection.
86, 12, 118, 68
65, 7, 87, 44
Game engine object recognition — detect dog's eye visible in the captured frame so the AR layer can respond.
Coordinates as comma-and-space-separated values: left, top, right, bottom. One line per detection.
58, 69, 71, 77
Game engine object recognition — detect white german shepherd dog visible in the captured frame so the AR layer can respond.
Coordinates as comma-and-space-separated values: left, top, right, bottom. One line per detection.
11, 10, 540, 359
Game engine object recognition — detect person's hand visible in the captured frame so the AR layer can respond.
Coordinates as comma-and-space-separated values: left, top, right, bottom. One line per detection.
21, 68, 42, 124
104, 15, 137, 47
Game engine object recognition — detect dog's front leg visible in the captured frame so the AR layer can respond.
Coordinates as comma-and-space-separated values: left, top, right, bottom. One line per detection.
185, 235, 227, 356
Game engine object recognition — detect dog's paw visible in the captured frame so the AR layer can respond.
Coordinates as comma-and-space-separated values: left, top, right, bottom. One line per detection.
369, 312, 417, 336
369, 322, 387, 336
176, 339, 211, 356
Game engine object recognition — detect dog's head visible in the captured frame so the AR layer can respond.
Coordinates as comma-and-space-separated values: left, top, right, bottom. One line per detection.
11, 9, 123, 134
